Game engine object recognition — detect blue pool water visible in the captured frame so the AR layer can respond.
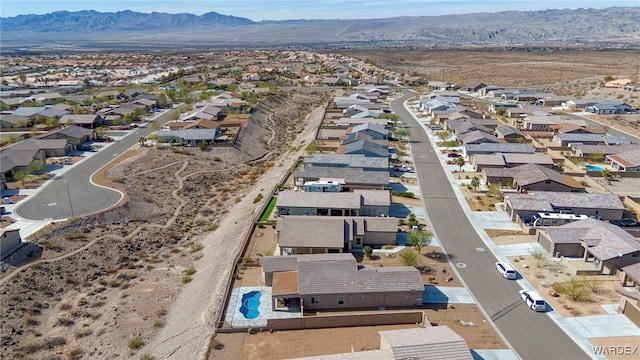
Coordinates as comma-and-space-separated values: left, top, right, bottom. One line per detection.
586, 165, 604, 172
240, 291, 261, 319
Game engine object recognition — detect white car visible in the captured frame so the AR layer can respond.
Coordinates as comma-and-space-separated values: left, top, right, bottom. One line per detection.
495, 262, 517, 280
519, 290, 547, 312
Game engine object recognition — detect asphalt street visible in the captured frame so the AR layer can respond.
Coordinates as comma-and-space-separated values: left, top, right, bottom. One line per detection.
391, 90, 590, 360
15, 108, 177, 220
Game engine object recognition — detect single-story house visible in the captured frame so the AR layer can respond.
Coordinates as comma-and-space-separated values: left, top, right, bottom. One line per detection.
276, 189, 390, 217
0, 145, 46, 179
13, 106, 46, 120
463, 143, 536, 158
473, 153, 553, 172
156, 128, 221, 146
570, 144, 640, 158
504, 192, 625, 222
7, 138, 72, 157
495, 125, 525, 142
303, 153, 388, 172
461, 82, 486, 92
293, 167, 390, 191
58, 114, 103, 129
260, 253, 423, 311
337, 139, 388, 158
340, 132, 389, 148
457, 130, 500, 145
0, 114, 31, 128
349, 122, 389, 140
276, 215, 398, 254
37, 125, 94, 146
606, 149, 640, 172
536, 219, 640, 275
587, 101, 633, 115
555, 133, 632, 147
483, 163, 584, 192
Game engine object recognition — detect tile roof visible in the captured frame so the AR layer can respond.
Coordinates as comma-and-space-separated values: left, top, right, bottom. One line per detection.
506, 191, 624, 212
381, 326, 473, 360
543, 219, 640, 261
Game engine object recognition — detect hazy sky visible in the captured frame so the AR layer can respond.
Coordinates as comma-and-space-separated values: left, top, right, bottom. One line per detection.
2, 0, 638, 20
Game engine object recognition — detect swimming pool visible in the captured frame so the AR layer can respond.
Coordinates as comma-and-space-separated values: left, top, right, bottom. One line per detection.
586, 165, 604, 172
240, 290, 261, 319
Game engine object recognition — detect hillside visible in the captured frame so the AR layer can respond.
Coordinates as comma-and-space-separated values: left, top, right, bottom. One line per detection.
1, 7, 639, 49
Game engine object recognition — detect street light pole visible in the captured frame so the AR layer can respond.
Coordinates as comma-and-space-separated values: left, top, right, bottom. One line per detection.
64, 179, 75, 218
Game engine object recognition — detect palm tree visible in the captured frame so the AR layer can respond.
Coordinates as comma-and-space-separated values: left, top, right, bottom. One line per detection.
601, 168, 612, 180
138, 137, 146, 147
470, 176, 481, 192
455, 157, 465, 172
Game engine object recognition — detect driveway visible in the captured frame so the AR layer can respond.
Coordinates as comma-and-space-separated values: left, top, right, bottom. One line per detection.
390, 90, 591, 360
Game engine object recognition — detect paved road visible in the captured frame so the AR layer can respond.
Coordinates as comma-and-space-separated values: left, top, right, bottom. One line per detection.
391, 90, 590, 360
15, 109, 177, 220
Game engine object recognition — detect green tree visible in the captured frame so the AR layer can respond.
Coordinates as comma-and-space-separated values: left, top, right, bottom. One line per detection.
399, 249, 418, 267
46, 117, 59, 129
27, 159, 46, 175
139, 137, 146, 146
470, 176, 481, 192
408, 230, 432, 253
394, 127, 411, 139
95, 126, 106, 139
13, 170, 27, 185
600, 168, 612, 180
198, 142, 208, 151
455, 157, 465, 171
529, 247, 549, 268
603, 75, 614, 83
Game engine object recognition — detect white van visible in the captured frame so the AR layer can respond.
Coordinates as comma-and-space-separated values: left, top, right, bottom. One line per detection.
519, 290, 547, 312
495, 262, 517, 280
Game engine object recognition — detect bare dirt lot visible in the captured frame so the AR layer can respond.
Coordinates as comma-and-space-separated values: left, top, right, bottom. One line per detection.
211, 302, 507, 360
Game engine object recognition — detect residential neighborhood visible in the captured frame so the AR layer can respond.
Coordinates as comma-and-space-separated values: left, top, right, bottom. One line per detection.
1, 48, 640, 360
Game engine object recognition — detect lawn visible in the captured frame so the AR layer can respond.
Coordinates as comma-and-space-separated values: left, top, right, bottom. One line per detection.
259, 196, 277, 222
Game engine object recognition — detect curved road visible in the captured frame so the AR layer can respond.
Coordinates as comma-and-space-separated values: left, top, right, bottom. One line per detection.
15, 109, 177, 220
391, 90, 590, 360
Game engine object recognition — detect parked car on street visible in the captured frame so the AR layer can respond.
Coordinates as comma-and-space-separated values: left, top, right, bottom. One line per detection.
495, 262, 517, 279
519, 290, 547, 312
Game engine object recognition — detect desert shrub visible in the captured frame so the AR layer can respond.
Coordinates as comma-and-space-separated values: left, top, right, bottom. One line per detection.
182, 275, 193, 284
153, 319, 166, 328
128, 336, 145, 350
140, 354, 155, 360
363, 246, 373, 259
55, 317, 74, 327
190, 243, 203, 253
74, 329, 93, 339
184, 266, 196, 276
552, 278, 589, 302
156, 308, 168, 316
529, 247, 549, 268
399, 250, 418, 267
253, 193, 263, 203
65, 346, 84, 360
58, 302, 72, 310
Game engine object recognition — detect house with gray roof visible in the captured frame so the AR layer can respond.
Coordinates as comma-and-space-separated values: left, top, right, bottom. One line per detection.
483, 163, 584, 193
606, 149, 640, 172
473, 152, 553, 172
38, 107, 69, 119
0, 114, 31, 128
0, 144, 46, 179
275, 215, 398, 254
156, 128, 221, 146
294, 326, 473, 360
338, 139, 388, 158
495, 125, 525, 142
276, 190, 390, 217
340, 132, 389, 148
555, 133, 632, 147
293, 167, 390, 190
350, 122, 388, 139
445, 118, 491, 135
58, 114, 103, 129
504, 192, 624, 222
570, 144, 640, 158
37, 125, 94, 146
303, 154, 388, 172
457, 130, 500, 145
587, 101, 633, 115
260, 252, 423, 311
7, 138, 72, 157
13, 106, 46, 119
463, 143, 536, 158
536, 219, 640, 275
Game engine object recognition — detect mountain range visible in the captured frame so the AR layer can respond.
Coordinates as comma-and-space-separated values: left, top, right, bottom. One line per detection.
1, 7, 639, 49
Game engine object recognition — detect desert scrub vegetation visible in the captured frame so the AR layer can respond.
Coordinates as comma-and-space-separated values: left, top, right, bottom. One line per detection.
128, 336, 145, 351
